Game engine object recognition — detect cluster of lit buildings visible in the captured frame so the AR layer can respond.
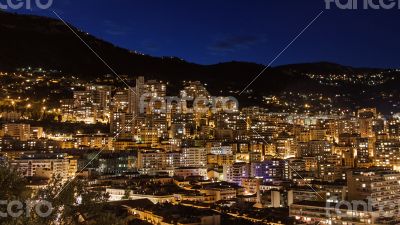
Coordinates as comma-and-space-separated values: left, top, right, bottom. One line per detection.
4, 76, 400, 224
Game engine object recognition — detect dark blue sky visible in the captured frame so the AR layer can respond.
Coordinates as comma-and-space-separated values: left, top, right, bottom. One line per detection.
7, 0, 400, 68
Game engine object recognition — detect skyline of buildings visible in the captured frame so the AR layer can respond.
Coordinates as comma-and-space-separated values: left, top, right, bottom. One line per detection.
2, 69, 400, 224
1, 2, 400, 224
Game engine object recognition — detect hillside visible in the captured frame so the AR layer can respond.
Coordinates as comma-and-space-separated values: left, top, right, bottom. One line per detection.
0, 11, 399, 112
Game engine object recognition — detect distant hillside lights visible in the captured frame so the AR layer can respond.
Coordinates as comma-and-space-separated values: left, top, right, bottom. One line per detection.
0, 0, 53, 10
325, 0, 400, 10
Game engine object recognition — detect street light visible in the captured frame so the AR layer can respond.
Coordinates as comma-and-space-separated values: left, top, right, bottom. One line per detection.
11, 101, 15, 111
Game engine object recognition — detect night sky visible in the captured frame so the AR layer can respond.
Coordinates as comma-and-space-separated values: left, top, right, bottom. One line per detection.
6, 0, 400, 68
